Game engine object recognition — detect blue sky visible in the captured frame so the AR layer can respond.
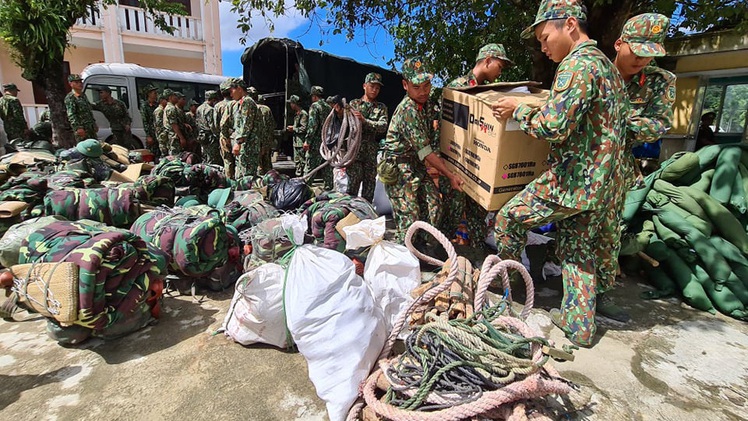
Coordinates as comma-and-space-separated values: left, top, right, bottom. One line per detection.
219, 2, 396, 77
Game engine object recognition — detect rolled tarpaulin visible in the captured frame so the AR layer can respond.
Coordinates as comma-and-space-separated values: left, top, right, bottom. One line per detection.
44, 187, 140, 228
691, 264, 747, 320
689, 168, 715, 192
652, 214, 689, 250
695, 144, 723, 170
710, 146, 742, 205
653, 179, 710, 222
663, 252, 715, 313
681, 185, 748, 254
708, 237, 748, 302
643, 266, 677, 300
660, 152, 700, 185
645, 190, 712, 236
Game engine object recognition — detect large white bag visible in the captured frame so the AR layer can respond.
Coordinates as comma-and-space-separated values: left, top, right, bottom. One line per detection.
344, 216, 420, 334
285, 244, 386, 421
221, 263, 288, 348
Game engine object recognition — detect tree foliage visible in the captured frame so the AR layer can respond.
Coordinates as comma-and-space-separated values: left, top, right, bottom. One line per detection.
229, 0, 747, 83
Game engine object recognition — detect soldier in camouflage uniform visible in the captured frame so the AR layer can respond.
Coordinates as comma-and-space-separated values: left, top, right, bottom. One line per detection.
0, 83, 29, 141
255, 92, 276, 175
215, 80, 236, 178
154, 89, 170, 157
184, 98, 199, 151
440, 44, 514, 245
383, 58, 464, 242
305, 86, 333, 190
589, 13, 677, 322
229, 78, 260, 178
286, 95, 308, 177
140, 85, 160, 158
163, 91, 189, 156
92, 86, 138, 149
64, 74, 97, 143
492, 0, 628, 347
196, 90, 221, 165
348, 73, 389, 202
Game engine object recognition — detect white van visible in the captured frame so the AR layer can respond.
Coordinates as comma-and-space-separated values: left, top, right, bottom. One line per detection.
80, 63, 229, 147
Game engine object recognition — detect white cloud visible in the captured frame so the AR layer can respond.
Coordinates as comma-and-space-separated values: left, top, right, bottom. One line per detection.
219, 1, 308, 51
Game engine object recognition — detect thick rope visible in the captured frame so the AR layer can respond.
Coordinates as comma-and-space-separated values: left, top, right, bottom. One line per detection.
378, 221, 459, 360
320, 103, 362, 169
474, 255, 535, 320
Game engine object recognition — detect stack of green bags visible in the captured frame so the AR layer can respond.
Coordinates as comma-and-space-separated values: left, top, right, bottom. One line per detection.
622, 145, 748, 320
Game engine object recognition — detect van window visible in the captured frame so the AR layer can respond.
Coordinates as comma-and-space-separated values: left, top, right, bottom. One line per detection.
85, 84, 130, 108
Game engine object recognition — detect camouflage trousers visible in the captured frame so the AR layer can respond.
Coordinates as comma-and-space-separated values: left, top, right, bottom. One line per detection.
236, 140, 260, 179
347, 156, 377, 202
198, 133, 222, 166
220, 135, 235, 179
166, 134, 184, 157
437, 174, 465, 237
594, 181, 626, 295
293, 146, 305, 177
384, 161, 442, 243
157, 132, 169, 157
465, 197, 488, 247
259, 145, 272, 175
74, 128, 97, 144
494, 188, 613, 347
306, 153, 332, 191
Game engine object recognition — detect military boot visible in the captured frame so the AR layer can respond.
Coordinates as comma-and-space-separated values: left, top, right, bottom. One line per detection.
596, 293, 631, 322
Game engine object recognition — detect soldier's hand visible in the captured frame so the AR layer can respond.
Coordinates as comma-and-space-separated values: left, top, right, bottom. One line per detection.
492, 98, 519, 120
303, 143, 309, 152
287, 125, 294, 132
449, 172, 464, 192
351, 110, 364, 122
146, 136, 154, 146
76, 128, 86, 138
232, 144, 241, 156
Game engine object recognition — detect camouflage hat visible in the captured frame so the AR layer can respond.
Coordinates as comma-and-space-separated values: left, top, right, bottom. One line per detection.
162, 88, 174, 98
620, 13, 669, 58
189, 99, 199, 106
365, 72, 384, 86
287, 94, 300, 105
68, 74, 83, 82
230, 77, 247, 89
475, 43, 515, 67
76, 139, 103, 158
174, 91, 185, 99
401, 57, 433, 85
521, 0, 587, 39
2, 83, 19, 91
311, 86, 324, 96
205, 90, 220, 100
219, 79, 232, 92
247, 86, 259, 100
325, 96, 335, 104
97, 86, 112, 92
144, 84, 158, 93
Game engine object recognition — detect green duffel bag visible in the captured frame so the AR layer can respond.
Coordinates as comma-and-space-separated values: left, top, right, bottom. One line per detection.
730, 169, 747, 214
664, 253, 715, 313
681, 186, 748, 254
710, 146, 742, 205
652, 214, 689, 250
691, 264, 747, 320
647, 190, 712, 236
695, 144, 723, 170
653, 179, 709, 221
708, 237, 748, 301
689, 169, 715, 192
642, 266, 677, 300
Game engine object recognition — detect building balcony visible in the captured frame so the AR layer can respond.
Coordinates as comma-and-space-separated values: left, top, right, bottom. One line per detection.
74, 3, 203, 42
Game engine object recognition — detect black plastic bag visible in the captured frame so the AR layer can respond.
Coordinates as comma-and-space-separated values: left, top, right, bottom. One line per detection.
270, 178, 313, 211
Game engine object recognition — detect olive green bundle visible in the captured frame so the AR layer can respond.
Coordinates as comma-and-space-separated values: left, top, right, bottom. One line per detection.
709, 146, 742, 206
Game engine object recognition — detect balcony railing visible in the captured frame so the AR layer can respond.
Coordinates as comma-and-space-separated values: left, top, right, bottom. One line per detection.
76, 4, 102, 28
119, 5, 203, 41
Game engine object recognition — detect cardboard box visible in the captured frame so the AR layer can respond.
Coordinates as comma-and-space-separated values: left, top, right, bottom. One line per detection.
440, 82, 551, 211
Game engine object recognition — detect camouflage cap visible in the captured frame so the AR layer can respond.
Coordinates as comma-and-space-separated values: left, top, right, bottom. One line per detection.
219, 79, 232, 92
2, 83, 19, 91
401, 57, 433, 85
68, 74, 83, 82
365, 72, 384, 86
189, 99, 199, 106
205, 90, 220, 100
620, 13, 670, 58
325, 96, 335, 104
287, 94, 300, 105
475, 43, 515, 67
162, 88, 174, 98
174, 91, 185, 99
230, 77, 247, 90
76, 139, 103, 158
521, 0, 587, 39
144, 84, 158, 92
247, 86, 259, 100
97, 86, 112, 92
311, 85, 324, 96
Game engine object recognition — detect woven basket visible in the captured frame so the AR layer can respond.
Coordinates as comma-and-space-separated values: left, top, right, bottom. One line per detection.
11, 262, 79, 323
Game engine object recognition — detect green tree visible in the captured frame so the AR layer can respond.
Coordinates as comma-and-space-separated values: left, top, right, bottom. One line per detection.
228, 0, 747, 85
0, 0, 185, 148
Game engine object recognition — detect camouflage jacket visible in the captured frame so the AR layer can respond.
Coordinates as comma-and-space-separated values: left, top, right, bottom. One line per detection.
232, 95, 259, 146
93, 98, 131, 131
163, 103, 186, 141
257, 104, 275, 148
306, 99, 331, 148
0, 93, 27, 140
219, 100, 237, 145
140, 100, 159, 140
291, 109, 308, 147
64, 91, 96, 136
196, 102, 217, 139
383, 95, 435, 161
512, 40, 628, 211
446, 72, 479, 89
185, 111, 197, 141
349, 97, 388, 160
153, 105, 165, 138
213, 99, 232, 131
626, 65, 675, 145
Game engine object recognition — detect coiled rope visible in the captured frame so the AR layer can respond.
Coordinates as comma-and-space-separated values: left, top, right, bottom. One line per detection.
303, 102, 362, 183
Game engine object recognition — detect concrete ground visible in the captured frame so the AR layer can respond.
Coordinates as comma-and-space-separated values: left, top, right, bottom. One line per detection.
2, 264, 746, 421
